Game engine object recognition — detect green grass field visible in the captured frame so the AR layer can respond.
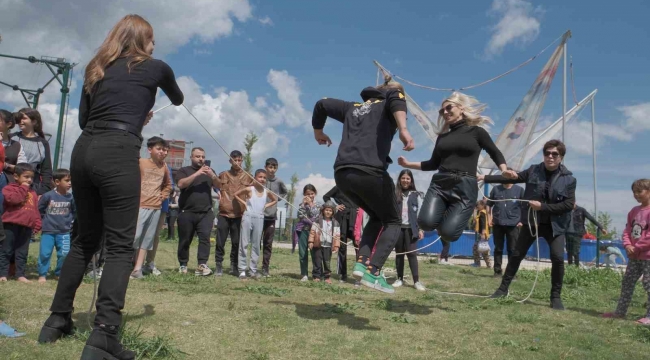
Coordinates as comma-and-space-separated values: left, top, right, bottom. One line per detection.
1, 240, 650, 359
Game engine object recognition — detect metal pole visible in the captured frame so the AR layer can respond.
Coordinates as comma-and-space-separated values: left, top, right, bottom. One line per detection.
53, 63, 71, 170
33, 92, 41, 109
591, 96, 600, 267
562, 42, 567, 143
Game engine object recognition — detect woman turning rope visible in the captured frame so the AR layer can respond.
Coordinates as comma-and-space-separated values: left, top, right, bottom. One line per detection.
39, 15, 184, 360
312, 76, 414, 294
398, 92, 515, 242
479, 139, 576, 311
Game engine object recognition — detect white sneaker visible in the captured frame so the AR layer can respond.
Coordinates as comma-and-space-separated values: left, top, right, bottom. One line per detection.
440, 259, 453, 266
239, 271, 247, 280
195, 264, 213, 276
147, 263, 161, 276
179, 265, 188, 274
392, 279, 403, 288
300, 275, 308, 282
414, 282, 426, 291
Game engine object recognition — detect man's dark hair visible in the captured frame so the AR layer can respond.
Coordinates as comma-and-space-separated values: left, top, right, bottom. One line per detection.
543, 139, 566, 157
53, 168, 71, 181
265, 158, 278, 167
191, 147, 205, 154
147, 136, 168, 149
515, 117, 525, 123
230, 150, 243, 159
14, 163, 34, 176
255, 169, 267, 177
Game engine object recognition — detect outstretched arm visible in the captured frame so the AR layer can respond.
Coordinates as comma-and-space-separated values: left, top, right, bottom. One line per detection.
312, 98, 353, 147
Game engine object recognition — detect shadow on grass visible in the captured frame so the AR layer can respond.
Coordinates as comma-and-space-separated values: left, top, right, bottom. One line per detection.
375, 299, 435, 315
72, 304, 156, 332
272, 300, 381, 331
567, 307, 606, 318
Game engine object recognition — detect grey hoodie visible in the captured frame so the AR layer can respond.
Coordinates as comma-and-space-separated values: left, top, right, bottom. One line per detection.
264, 175, 288, 219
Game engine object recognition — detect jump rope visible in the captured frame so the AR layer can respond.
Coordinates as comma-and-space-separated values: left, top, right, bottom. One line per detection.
86, 104, 543, 326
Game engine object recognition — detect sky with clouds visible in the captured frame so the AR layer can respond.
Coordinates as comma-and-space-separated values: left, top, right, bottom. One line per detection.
0, 0, 648, 233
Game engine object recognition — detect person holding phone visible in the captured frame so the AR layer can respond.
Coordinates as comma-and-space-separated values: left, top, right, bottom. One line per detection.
175, 147, 221, 276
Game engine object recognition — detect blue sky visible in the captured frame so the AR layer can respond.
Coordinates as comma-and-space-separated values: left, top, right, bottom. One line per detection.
0, 0, 648, 232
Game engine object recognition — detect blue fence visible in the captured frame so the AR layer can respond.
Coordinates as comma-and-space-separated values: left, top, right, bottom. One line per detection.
416, 231, 627, 264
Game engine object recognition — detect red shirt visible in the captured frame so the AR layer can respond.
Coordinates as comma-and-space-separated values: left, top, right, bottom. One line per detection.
2, 183, 41, 232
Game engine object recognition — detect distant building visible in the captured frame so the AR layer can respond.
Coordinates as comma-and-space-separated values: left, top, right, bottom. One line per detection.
166, 140, 187, 170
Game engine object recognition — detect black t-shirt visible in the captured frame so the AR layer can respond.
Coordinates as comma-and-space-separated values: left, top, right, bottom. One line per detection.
312, 87, 407, 171
79, 57, 184, 132
421, 121, 506, 174
539, 168, 560, 224
175, 165, 214, 212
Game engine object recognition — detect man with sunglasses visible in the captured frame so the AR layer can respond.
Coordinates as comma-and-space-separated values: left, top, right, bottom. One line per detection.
479, 139, 576, 310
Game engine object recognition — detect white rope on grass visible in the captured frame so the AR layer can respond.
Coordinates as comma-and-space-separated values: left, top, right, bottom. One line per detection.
430, 196, 542, 304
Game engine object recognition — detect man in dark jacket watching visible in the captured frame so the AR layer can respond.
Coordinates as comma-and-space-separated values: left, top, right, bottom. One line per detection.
479, 139, 576, 311
566, 203, 607, 266
487, 172, 524, 277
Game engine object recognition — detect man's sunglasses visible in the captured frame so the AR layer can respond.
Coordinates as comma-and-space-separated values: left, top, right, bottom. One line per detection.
544, 151, 561, 158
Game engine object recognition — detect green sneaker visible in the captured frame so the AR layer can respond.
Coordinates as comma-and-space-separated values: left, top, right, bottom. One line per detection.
352, 262, 366, 280
360, 271, 395, 294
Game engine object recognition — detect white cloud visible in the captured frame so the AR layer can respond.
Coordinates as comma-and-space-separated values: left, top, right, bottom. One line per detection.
565, 120, 633, 155
258, 16, 273, 26
619, 102, 650, 131
0, 0, 255, 105
138, 69, 309, 172
485, 0, 543, 57
266, 69, 310, 128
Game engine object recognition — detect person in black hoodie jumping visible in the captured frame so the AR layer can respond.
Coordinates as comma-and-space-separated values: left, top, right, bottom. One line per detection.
312, 76, 414, 294
479, 139, 576, 310
398, 92, 515, 243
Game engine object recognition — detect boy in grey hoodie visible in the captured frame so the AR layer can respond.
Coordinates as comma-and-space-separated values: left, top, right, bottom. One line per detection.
262, 158, 288, 277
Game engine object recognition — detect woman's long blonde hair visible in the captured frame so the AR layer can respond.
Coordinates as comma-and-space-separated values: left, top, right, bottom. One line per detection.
436, 92, 492, 134
83, 14, 154, 94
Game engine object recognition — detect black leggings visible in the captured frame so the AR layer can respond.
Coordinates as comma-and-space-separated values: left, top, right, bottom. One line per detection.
334, 168, 401, 270
418, 172, 478, 242
394, 227, 419, 283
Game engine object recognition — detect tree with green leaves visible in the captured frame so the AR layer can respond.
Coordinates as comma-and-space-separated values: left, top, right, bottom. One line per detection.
243, 131, 259, 173
586, 211, 618, 240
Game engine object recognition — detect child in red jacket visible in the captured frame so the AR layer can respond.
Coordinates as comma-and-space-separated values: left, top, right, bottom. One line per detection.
0, 163, 41, 282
